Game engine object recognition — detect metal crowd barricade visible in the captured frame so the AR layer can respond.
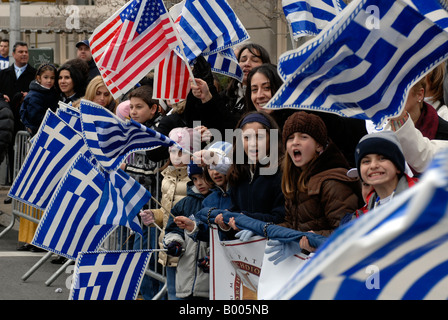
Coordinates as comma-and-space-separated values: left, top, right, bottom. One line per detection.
0, 131, 40, 238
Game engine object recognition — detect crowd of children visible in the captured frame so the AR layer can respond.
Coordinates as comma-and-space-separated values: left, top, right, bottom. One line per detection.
5, 38, 448, 300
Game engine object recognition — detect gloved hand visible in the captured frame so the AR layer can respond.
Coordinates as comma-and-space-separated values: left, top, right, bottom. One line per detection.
265, 239, 302, 265
166, 241, 183, 257
139, 209, 155, 226
197, 256, 210, 273
235, 229, 255, 242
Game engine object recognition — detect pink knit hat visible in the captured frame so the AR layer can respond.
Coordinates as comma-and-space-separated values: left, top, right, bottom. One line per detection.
168, 127, 201, 153
116, 100, 130, 120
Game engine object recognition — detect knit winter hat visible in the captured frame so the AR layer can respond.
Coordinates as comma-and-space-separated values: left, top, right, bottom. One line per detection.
168, 127, 200, 153
206, 141, 232, 175
355, 130, 405, 177
282, 111, 327, 147
188, 161, 203, 178
116, 100, 130, 120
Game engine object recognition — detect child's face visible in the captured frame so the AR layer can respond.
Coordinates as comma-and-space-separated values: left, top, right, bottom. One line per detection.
37, 70, 55, 89
286, 132, 322, 168
169, 148, 190, 168
92, 85, 111, 107
191, 174, 212, 195
207, 168, 227, 188
242, 122, 270, 163
129, 97, 157, 124
360, 154, 400, 189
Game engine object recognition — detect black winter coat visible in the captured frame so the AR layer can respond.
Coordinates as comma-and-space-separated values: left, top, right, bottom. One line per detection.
0, 97, 14, 162
19, 80, 59, 136
229, 164, 285, 224
0, 64, 36, 133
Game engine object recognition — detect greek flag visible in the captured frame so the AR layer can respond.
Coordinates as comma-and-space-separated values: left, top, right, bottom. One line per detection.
70, 250, 152, 300
265, 0, 448, 126
80, 99, 177, 172
272, 148, 448, 300
177, 0, 249, 62
282, 0, 346, 39
205, 47, 243, 82
56, 102, 82, 133
31, 155, 115, 260
96, 169, 151, 235
8, 110, 92, 210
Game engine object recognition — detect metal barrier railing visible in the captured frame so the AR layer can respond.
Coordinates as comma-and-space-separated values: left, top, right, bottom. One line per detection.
0, 131, 38, 238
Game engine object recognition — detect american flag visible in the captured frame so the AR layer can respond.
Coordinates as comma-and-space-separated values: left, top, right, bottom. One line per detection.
152, 0, 248, 102
70, 250, 153, 300
282, 0, 346, 39
152, 1, 190, 103
80, 99, 178, 172
265, 0, 448, 126
31, 155, 115, 261
271, 148, 448, 300
8, 110, 92, 210
96, 169, 151, 235
153, 50, 191, 103
90, 0, 181, 98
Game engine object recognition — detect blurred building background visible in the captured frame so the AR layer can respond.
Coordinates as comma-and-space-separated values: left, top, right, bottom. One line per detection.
0, 0, 300, 67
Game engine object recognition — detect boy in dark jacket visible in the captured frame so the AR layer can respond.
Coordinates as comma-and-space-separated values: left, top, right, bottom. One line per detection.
163, 162, 213, 299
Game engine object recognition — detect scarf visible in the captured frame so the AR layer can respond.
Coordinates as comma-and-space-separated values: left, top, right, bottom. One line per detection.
415, 102, 439, 139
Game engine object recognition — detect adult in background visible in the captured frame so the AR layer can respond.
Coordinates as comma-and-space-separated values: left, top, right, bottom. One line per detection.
0, 41, 36, 131
190, 43, 271, 131
75, 40, 100, 83
57, 59, 89, 104
245, 63, 294, 129
0, 96, 14, 166
0, 39, 9, 70
0, 41, 36, 190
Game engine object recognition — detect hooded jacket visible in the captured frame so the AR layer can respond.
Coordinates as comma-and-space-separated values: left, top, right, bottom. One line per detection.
164, 182, 210, 298
20, 80, 59, 136
153, 165, 189, 267
280, 142, 363, 237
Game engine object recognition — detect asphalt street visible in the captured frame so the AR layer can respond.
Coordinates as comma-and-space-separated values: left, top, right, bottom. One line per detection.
0, 186, 70, 300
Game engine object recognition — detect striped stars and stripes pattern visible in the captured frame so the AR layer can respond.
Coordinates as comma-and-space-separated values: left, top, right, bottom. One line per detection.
90, 0, 181, 98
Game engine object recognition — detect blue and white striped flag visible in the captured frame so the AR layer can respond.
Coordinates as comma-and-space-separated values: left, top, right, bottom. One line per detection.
205, 47, 243, 82
282, 0, 346, 39
80, 99, 177, 172
177, 0, 249, 63
56, 102, 82, 133
96, 169, 151, 235
70, 250, 152, 300
266, 0, 448, 126
272, 148, 448, 300
8, 110, 92, 210
31, 155, 115, 260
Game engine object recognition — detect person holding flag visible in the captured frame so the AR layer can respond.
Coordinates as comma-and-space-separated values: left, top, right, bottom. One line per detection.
140, 127, 199, 300
266, 111, 363, 261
